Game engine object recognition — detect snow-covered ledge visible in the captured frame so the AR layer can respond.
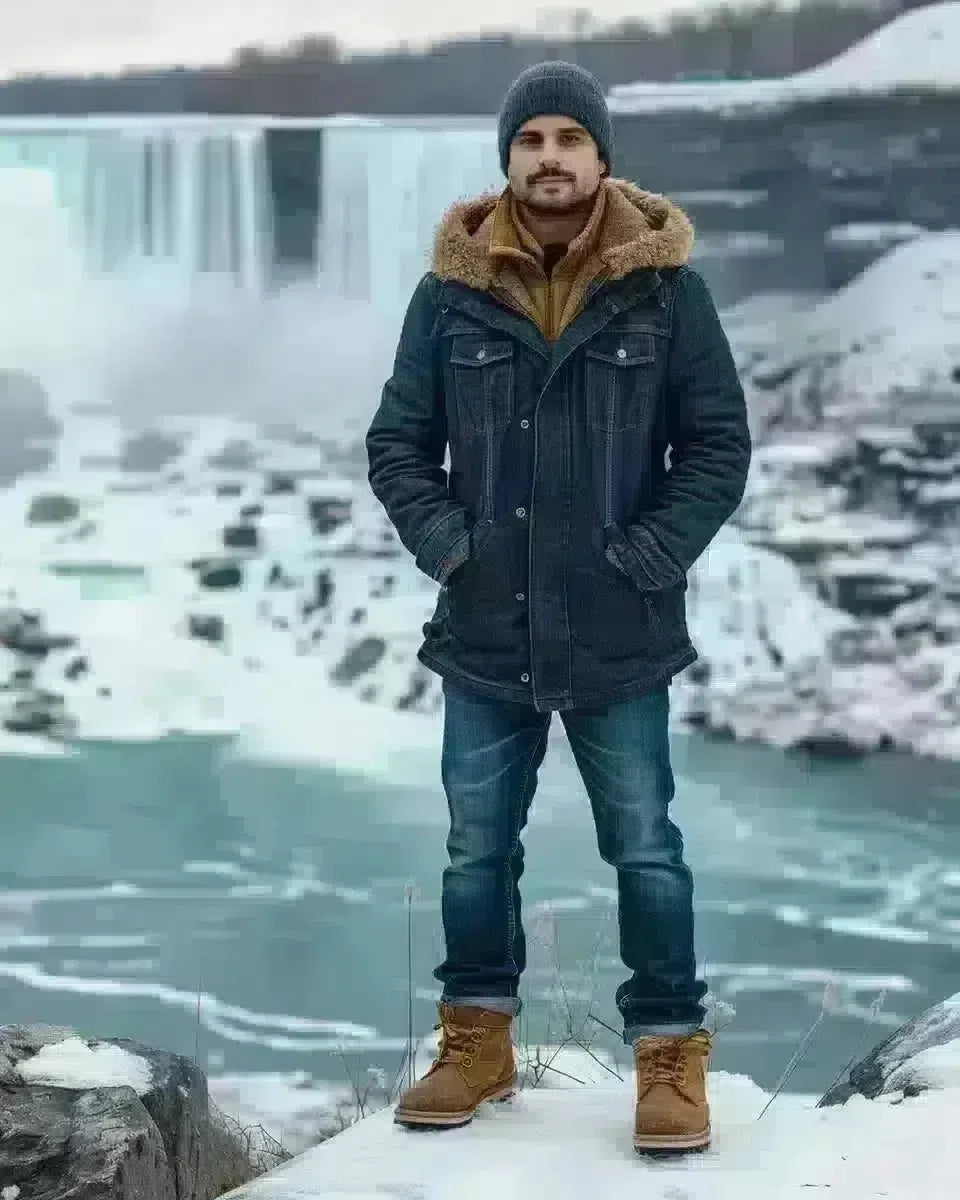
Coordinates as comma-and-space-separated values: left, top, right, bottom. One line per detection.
222, 994, 960, 1200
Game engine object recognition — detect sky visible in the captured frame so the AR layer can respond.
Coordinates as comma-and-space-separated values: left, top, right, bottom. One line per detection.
0, 1, 707, 78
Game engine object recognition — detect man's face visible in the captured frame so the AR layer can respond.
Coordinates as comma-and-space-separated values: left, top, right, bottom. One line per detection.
507, 115, 606, 214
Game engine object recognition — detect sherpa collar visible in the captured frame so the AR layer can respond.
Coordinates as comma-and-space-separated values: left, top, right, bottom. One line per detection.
431, 177, 694, 291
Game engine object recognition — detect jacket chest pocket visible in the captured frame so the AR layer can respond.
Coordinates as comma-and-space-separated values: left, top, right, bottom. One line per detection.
584, 331, 660, 432
449, 333, 515, 433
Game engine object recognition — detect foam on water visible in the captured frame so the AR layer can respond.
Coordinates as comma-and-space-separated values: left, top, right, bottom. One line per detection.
0, 959, 395, 1052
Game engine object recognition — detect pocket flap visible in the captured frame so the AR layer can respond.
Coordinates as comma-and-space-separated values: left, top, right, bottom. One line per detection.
585, 332, 656, 367
450, 335, 514, 367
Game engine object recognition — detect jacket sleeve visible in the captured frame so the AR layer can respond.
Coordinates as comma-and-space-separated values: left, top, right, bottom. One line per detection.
365, 274, 473, 585
621, 267, 751, 590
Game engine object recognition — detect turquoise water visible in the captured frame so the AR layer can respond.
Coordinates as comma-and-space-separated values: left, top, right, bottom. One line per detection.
1, 731, 958, 1094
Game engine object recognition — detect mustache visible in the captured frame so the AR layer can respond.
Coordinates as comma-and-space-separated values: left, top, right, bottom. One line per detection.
529, 171, 574, 183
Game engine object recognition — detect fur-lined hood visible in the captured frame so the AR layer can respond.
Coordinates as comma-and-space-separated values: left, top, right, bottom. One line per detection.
431, 178, 694, 291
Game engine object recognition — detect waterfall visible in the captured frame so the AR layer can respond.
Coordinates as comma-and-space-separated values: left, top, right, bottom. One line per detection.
316, 118, 500, 315
0, 116, 498, 304
0, 118, 271, 292
0, 116, 499, 398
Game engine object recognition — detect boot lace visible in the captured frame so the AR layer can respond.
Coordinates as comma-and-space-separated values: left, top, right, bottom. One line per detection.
428, 1015, 487, 1074
634, 1032, 709, 1090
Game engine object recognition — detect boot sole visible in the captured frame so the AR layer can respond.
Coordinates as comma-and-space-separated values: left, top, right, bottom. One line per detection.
633, 1124, 711, 1154
393, 1079, 517, 1129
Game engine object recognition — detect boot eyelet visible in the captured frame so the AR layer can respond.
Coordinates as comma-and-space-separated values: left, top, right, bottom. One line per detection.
461, 1054, 474, 1066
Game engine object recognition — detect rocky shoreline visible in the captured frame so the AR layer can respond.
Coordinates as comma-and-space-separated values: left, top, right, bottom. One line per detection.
1, 230, 959, 764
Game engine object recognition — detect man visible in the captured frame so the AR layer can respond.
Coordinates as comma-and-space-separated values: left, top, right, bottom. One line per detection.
365, 61, 751, 1153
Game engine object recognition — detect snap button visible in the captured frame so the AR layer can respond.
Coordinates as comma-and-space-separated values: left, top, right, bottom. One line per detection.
516, 592, 525, 601
617, 347, 627, 359
521, 673, 530, 683
476, 347, 486, 361
520, 419, 529, 429
515, 507, 526, 518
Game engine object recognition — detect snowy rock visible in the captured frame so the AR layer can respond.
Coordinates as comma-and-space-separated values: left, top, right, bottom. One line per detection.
264, 472, 296, 496
187, 614, 227, 645
819, 992, 960, 1106
119, 431, 184, 473
26, 493, 80, 525
0, 1024, 275, 1199
0, 368, 59, 487
307, 496, 352, 536
223, 522, 260, 551
208, 440, 260, 472
748, 234, 960, 432
329, 636, 387, 685
196, 559, 245, 590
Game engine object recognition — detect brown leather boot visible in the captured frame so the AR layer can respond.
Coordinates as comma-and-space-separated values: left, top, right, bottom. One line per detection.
632, 1029, 712, 1153
394, 1003, 517, 1128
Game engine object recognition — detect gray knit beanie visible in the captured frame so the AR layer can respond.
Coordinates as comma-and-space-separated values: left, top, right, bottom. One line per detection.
497, 61, 613, 175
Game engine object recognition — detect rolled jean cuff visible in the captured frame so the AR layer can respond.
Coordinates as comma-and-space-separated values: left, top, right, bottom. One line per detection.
441, 994, 521, 1018
624, 1020, 703, 1045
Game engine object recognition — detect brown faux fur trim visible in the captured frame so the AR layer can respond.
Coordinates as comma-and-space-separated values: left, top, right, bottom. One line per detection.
431, 178, 694, 291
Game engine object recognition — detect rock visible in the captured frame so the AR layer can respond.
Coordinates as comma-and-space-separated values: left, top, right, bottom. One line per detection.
793, 731, 870, 759
329, 636, 386, 684
0, 610, 75, 658
119, 431, 183, 473
264, 472, 296, 495
239, 503, 263, 519
216, 482, 245, 498
828, 624, 896, 666
396, 670, 431, 711
819, 993, 960, 1107
64, 656, 89, 681
3, 692, 67, 735
821, 559, 935, 619
0, 629, 75, 658
27, 494, 79, 525
187, 615, 226, 645
0, 369, 59, 486
302, 570, 334, 618
369, 574, 397, 600
197, 561, 244, 590
208, 441, 260, 471
307, 496, 351, 535
222, 523, 259, 552
266, 563, 295, 589
0, 1023, 278, 1199
0, 369, 58, 439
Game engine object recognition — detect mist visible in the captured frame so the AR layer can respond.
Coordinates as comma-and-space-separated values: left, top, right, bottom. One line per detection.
1, 267, 406, 439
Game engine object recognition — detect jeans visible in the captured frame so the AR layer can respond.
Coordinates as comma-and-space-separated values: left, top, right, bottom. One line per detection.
434, 677, 708, 1043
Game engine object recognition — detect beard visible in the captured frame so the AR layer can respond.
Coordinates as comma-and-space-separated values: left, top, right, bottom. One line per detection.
519, 181, 598, 217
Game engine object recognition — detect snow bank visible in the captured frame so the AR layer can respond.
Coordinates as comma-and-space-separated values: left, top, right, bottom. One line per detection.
609, 2, 960, 113
747, 232, 960, 425
222, 1064, 960, 1200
